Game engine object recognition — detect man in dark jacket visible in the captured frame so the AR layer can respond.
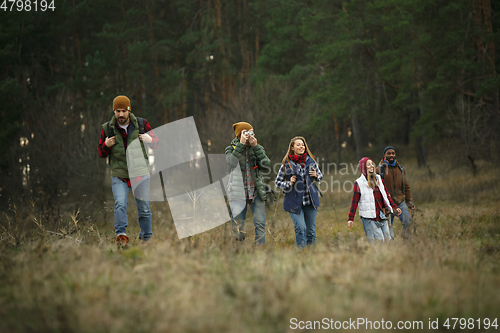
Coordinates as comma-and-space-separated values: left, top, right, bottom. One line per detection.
225, 122, 271, 244
98, 95, 158, 245
376, 146, 415, 239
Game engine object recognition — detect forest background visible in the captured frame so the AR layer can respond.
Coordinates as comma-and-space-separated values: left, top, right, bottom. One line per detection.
1, 0, 499, 211
1, 1, 500, 332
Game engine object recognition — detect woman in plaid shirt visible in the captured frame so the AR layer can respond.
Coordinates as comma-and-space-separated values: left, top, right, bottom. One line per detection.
347, 157, 401, 243
275, 137, 322, 248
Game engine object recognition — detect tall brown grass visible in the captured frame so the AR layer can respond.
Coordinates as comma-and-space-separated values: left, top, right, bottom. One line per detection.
1, 155, 499, 332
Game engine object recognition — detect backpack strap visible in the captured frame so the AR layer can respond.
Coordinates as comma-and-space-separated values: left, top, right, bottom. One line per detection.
106, 121, 113, 137
137, 117, 145, 134
136, 117, 149, 161
379, 163, 386, 179
106, 121, 113, 164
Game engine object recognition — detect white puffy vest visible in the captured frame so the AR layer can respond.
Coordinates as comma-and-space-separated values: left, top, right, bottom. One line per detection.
357, 174, 393, 219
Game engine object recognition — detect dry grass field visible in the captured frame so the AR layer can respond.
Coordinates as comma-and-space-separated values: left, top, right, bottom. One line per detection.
1, 156, 499, 332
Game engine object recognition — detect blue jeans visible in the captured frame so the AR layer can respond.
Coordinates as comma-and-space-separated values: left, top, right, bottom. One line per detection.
361, 213, 391, 243
390, 201, 411, 239
289, 204, 317, 248
232, 196, 266, 244
111, 176, 152, 240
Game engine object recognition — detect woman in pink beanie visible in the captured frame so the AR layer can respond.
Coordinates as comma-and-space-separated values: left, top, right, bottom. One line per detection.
347, 157, 401, 243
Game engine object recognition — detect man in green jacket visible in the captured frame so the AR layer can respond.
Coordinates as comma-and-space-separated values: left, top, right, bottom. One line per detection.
98, 95, 158, 245
225, 122, 271, 244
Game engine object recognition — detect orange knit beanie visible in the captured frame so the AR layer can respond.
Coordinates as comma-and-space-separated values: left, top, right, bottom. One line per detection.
232, 122, 253, 138
113, 95, 131, 111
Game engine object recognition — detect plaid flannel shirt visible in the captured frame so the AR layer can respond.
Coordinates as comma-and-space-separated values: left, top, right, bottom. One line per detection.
97, 119, 158, 187
275, 162, 323, 206
348, 180, 397, 221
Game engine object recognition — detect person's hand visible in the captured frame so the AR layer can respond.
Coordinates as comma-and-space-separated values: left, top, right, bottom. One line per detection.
139, 134, 152, 144
248, 135, 257, 147
396, 208, 402, 216
347, 221, 353, 228
239, 133, 248, 145
309, 168, 317, 178
289, 175, 297, 186
105, 136, 116, 148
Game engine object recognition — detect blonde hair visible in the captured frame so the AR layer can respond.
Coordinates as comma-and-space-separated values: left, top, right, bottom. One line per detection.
281, 136, 317, 170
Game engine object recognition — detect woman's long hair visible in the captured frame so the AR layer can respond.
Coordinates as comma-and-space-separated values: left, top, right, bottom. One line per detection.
366, 159, 379, 188
281, 136, 317, 170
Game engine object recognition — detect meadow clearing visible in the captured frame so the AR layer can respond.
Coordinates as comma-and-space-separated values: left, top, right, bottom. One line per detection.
1, 155, 499, 332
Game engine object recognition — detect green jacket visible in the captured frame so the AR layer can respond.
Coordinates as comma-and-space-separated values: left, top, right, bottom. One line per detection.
102, 113, 150, 178
225, 137, 271, 201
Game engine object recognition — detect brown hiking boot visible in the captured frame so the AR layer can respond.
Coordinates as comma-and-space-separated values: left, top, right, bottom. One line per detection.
116, 234, 130, 246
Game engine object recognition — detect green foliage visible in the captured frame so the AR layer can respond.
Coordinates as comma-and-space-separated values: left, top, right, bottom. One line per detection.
255, 0, 499, 163
0, 0, 498, 199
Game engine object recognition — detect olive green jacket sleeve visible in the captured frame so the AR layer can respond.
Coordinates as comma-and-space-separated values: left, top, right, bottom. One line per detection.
251, 144, 271, 169
225, 141, 246, 169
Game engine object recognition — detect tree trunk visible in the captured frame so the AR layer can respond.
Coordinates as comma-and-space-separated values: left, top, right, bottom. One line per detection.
374, 78, 384, 146
415, 136, 427, 168
351, 108, 363, 160
415, 88, 428, 167
333, 115, 342, 164
493, 91, 500, 161
472, 0, 498, 160
146, 0, 159, 97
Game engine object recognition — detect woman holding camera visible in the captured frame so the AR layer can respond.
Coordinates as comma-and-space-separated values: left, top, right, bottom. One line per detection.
275, 136, 322, 248
226, 122, 271, 244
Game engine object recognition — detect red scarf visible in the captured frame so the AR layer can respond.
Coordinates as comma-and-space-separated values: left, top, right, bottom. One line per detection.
289, 152, 307, 167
